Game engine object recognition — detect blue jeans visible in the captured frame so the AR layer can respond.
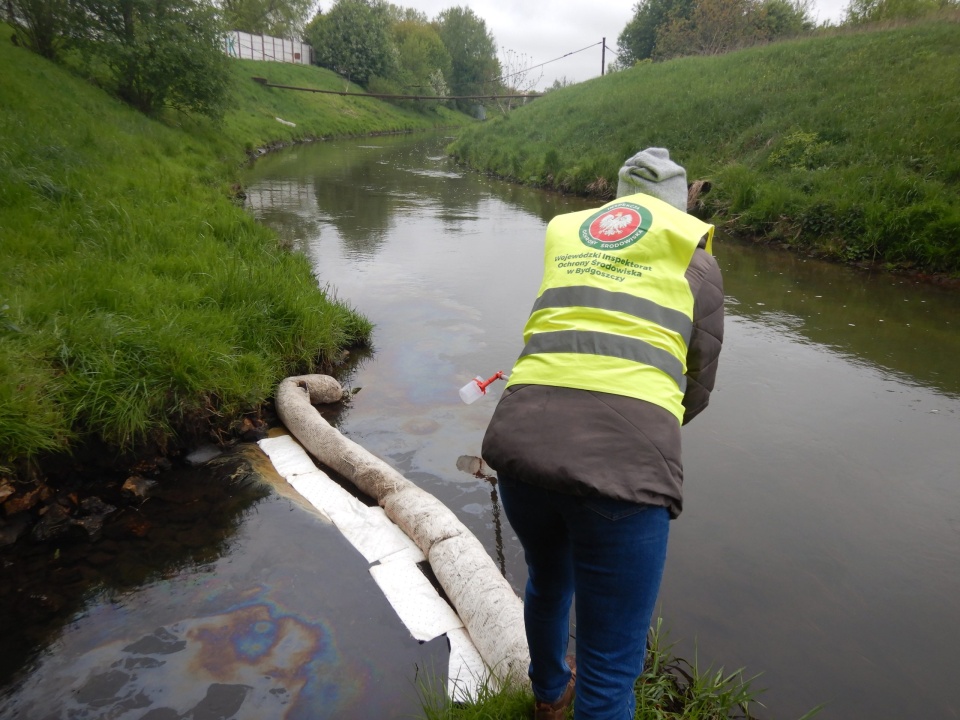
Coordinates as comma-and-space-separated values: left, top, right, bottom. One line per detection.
497, 473, 670, 720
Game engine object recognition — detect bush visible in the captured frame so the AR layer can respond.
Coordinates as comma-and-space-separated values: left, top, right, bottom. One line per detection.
71, 0, 230, 118
845, 0, 959, 24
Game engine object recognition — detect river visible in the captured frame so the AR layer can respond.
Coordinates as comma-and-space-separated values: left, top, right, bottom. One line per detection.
2, 132, 958, 720
241, 133, 960, 720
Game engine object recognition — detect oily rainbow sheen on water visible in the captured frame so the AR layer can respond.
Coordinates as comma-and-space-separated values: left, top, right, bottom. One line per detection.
3, 581, 371, 719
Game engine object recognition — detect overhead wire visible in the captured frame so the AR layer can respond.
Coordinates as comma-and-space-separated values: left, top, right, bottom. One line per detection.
488, 40, 603, 87
403, 39, 605, 91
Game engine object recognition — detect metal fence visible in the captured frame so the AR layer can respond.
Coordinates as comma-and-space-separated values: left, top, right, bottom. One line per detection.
223, 31, 313, 65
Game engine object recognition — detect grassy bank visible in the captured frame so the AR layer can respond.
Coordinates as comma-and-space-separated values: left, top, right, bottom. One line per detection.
449, 18, 960, 274
0, 30, 469, 477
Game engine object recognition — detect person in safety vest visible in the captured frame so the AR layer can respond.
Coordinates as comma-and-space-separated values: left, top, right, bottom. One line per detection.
481, 147, 724, 720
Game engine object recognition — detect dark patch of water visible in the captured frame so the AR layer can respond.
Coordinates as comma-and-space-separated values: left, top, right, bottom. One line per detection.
0, 454, 268, 687
0, 448, 447, 719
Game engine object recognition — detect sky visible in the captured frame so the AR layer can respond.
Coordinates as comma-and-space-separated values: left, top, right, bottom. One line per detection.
323, 0, 851, 90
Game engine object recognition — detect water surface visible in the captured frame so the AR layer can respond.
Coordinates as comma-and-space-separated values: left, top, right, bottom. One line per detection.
244, 133, 960, 720
3, 132, 957, 720
0, 452, 447, 719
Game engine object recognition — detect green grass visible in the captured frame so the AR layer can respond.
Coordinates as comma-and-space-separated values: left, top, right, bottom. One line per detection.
449, 17, 960, 274
0, 29, 470, 472
209, 57, 468, 157
418, 619, 821, 719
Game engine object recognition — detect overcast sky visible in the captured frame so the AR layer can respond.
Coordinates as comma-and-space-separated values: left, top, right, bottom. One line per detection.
319, 0, 851, 90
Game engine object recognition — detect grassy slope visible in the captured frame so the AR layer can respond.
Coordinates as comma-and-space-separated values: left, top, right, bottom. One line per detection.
0, 35, 469, 471
216, 58, 467, 153
449, 19, 960, 273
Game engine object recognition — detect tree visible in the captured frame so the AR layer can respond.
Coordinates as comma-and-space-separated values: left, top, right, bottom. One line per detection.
72, 0, 230, 118
219, 0, 314, 37
754, 0, 815, 38
434, 6, 500, 107
654, 0, 760, 58
7, 0, 75, 59
306, 0, 395, 87
618, 0, 815, 63
390, 19, 452, 95
384, 3, 426, 24
494, 47, 542, 113
615, 0, 694, 65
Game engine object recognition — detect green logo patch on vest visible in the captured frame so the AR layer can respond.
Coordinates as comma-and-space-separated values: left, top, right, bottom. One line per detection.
579, 202, 653, 250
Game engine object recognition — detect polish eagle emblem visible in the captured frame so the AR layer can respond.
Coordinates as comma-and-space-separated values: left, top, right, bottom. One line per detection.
580, 203, 650, 250
596, 211, 635, 236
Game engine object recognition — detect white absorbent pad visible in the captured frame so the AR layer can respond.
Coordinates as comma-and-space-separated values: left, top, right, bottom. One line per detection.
257, 434, 486, 700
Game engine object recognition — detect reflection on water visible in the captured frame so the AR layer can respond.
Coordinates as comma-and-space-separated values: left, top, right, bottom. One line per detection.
720, 237, 959, 397
0, 452, 446, 719
0, 458, 270, 688
243, 133, 960, 720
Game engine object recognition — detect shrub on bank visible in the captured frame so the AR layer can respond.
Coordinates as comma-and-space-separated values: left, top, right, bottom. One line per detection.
449, 19, 960, 274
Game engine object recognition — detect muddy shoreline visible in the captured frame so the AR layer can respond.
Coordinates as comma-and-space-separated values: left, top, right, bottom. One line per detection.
0, 336, 366, 552
0, 403, 273, 550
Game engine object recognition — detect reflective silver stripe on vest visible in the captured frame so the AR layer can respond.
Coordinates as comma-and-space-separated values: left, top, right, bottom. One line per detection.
530, 286, 693, 345
519, 330, 688, 391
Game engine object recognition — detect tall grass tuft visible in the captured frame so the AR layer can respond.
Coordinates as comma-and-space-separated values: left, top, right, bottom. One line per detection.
416, 618, 819, 719
417, 665, 535, 720
449, 19, 960, 274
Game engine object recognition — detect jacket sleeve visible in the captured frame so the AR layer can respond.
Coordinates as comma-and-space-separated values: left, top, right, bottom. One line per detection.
681, 244, 724, 425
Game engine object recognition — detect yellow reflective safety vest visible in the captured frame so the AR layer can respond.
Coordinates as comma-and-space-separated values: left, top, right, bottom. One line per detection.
505, 192, 714, 423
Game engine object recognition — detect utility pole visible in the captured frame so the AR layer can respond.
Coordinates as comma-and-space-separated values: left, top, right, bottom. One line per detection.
601, 37, 606, 76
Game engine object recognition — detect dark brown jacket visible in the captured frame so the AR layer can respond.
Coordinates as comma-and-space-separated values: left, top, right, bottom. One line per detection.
481, 243, 724, 518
